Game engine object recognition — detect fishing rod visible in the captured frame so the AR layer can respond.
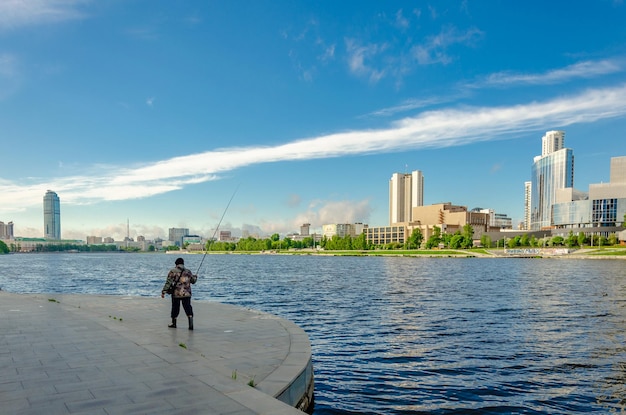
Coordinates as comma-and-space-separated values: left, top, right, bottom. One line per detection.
195, 184, 239, 275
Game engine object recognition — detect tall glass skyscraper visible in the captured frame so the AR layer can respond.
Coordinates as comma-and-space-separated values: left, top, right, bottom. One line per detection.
43, 190, 61, 239
530, 141, 574, 230
389, 170, 424, 224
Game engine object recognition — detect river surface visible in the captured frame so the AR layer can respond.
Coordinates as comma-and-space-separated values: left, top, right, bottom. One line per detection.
1, 252, 626, 414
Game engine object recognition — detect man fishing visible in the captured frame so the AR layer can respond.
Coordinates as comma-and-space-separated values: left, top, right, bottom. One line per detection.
161, 257, 197, 330
160, 187, 237, 331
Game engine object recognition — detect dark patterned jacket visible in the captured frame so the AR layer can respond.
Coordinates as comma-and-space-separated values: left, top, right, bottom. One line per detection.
162, 265, 197, 298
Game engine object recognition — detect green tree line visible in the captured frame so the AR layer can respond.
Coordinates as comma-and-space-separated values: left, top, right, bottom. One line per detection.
482, 230, 621, 249
204, 225, 624, 252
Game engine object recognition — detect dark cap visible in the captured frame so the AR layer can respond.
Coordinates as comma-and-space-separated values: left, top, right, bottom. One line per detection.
175, 257, 184, 265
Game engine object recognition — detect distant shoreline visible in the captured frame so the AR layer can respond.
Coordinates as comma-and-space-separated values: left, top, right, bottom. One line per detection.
5, 247, 626, 259
169, 247, 626, 259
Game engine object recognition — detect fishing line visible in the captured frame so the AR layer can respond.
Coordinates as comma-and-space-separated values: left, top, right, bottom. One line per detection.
195, 184, 239, 275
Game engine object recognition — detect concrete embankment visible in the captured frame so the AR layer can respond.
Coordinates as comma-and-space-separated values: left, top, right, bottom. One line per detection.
0, 292, 313, 414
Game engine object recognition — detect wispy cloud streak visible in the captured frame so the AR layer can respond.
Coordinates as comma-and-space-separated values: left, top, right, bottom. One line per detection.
365, 94, 466, 117
2, 84, 626, 213
468, 59, 623, 88
0, 0, 89, 30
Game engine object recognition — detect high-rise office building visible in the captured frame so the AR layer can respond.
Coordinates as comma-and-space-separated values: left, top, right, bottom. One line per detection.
530, 132, 574, 230
389, 170, 424, 224
43, 190, 61, 239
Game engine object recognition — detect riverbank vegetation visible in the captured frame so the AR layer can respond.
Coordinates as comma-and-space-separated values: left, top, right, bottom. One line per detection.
205, 225, 623, 254
3, 224, 623, 255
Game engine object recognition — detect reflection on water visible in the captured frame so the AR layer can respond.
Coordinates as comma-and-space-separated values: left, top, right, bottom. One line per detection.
1, 253, 626, 414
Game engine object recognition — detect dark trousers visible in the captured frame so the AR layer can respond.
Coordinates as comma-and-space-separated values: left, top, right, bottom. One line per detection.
171, 296, 193, 318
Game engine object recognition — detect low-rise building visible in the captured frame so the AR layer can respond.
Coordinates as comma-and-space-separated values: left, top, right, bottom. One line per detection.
365, 225, 406, 246
366, 202, 492, 246
86, 236, 103, 245
322, 223, 366, 239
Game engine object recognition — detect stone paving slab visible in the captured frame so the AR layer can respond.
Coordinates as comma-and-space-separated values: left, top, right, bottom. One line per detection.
0, 291, 311, 415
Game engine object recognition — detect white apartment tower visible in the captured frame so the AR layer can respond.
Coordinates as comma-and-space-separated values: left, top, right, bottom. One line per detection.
541, 130, 565, 156
524, 181, 532, 230
389, 170, 424, 224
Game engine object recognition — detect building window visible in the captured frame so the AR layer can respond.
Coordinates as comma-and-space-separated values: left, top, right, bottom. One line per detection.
592, 199, 617, 226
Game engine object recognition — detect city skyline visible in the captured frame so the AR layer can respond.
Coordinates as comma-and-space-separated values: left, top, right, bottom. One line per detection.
1, 1, 626, 240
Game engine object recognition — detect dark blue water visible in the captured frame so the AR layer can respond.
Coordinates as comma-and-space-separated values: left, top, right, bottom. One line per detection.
2, 252, 626, 414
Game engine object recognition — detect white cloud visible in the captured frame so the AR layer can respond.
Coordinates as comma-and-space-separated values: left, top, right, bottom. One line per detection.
366, 94, 466, 117
294, 199, 373, 227
0, 0, 89, 30
468, 59, 623, 88
412, 26, 484, 65
395, 9, 409, 29
345, 38, 387, 83
343, 25, 484, 84
319, 43, 335, 62
2, 83, 626, 214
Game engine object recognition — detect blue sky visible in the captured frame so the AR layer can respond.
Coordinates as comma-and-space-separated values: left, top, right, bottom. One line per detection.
2, 0, 626, 241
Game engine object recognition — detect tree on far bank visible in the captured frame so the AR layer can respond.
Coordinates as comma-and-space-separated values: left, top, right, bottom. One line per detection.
406, 228, 423, 249
520, 234, 529, 247
449, 233, 464, 249
462, 224, 474, 248
480, 234, 491, 248
425, 226, 442, 249
578, 232, 586, 247
550, 236, 564, 246
352, 233, 369, 250
0, 240, 8, 254
565, 231, 576, 248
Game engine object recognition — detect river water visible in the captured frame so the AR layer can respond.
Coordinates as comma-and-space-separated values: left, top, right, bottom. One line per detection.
1, 252, 626, 414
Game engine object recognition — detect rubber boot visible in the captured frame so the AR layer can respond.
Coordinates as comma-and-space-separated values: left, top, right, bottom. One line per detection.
188, 316, 194, 331
168, 318, 177, 328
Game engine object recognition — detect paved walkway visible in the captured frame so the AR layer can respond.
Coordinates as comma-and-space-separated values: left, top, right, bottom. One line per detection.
0, 291, 312, 415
